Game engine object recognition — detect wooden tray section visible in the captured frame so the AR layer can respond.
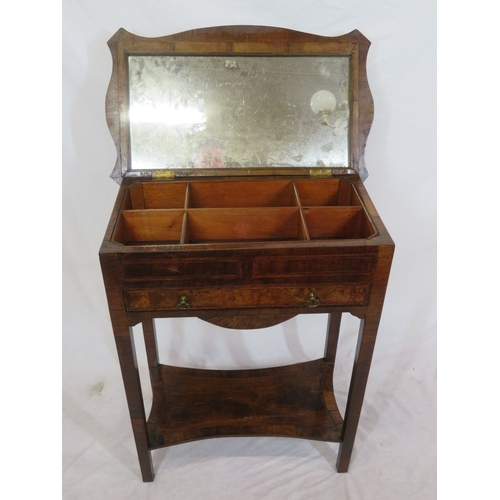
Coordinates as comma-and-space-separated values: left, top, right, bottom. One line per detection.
112, 179, 377, 245
147, 359, 343, 448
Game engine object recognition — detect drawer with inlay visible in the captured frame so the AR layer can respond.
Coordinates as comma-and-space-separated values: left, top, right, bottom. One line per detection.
124, 283, 371, 312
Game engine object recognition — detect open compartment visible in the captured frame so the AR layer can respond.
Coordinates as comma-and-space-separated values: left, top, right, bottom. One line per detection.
113, 209, 185, 245
294, 179, 341, 206
128, 182, 188, 209
294, 179, 363, 207
188, 179, 298, 208
337, 181, 363, 206
302, 206, 376, 239
184, 208, 307, 243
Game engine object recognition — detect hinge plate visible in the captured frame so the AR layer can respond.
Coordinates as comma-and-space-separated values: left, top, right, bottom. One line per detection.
309, 168, 333, 178
152, 170, 176, 181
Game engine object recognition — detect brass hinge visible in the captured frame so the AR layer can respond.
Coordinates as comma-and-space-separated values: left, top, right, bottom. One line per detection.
151, 170, 175, 181
309, 168, 333, 178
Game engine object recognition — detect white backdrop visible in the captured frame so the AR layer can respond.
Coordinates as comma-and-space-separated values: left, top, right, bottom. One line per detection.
62, 1, 436, 498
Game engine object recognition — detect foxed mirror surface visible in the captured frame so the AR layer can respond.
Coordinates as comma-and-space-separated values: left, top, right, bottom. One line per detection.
128, 55, 350, 171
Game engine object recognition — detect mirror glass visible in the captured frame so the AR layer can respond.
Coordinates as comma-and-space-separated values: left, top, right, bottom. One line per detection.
128, 55, 350, 170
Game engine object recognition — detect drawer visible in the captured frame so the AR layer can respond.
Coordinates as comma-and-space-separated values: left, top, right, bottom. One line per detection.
123, 257, 242, 281
252, 254, 376, 277
251, 253, 377, 285
124, 284, 371, 311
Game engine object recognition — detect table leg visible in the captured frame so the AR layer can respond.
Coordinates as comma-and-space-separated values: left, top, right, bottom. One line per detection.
142, 318, 159, 371
336, 311, 380, 472
110, 312, 154, 482
324, 312, 342, 363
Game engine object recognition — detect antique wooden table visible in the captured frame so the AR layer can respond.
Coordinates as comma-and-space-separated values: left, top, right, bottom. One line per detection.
99, 26, 394, 482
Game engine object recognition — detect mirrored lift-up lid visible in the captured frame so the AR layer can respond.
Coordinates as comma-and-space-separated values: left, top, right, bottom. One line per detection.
105, 26, 374, 183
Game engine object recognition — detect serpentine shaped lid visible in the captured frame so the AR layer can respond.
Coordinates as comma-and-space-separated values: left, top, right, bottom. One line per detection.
106, 26, 373, 183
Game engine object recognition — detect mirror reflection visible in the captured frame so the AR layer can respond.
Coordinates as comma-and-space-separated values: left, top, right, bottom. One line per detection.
128, 55, 350, 170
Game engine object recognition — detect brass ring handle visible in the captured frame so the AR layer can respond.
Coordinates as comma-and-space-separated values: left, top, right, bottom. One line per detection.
306, 292, 320, 308
177, 295, 191, 310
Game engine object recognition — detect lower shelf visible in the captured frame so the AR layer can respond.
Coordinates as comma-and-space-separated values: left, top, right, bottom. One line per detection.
147, 359, 343, 448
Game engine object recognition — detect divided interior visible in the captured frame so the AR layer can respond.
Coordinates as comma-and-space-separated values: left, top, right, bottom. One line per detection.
112, 179, 377, 245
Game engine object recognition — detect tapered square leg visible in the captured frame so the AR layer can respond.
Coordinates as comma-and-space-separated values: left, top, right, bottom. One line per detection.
324, 312, 342, 363
111, 314, 154, 482
336, 312, 380, 472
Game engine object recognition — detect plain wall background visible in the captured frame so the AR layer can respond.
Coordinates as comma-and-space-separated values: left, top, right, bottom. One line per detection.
61, 0, 441, 498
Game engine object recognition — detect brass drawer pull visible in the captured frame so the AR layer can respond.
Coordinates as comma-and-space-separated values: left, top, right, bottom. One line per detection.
307, 292, 320, 308
177, 295, 191, 310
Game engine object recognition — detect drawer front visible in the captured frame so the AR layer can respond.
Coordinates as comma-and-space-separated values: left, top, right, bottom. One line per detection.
124, 284, 371, 311
252, 254, 376, 277
250, 253, 377, 285
123, 257, 243, 281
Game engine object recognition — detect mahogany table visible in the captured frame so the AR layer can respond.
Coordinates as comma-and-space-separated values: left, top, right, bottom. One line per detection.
99, 26, 394, 482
